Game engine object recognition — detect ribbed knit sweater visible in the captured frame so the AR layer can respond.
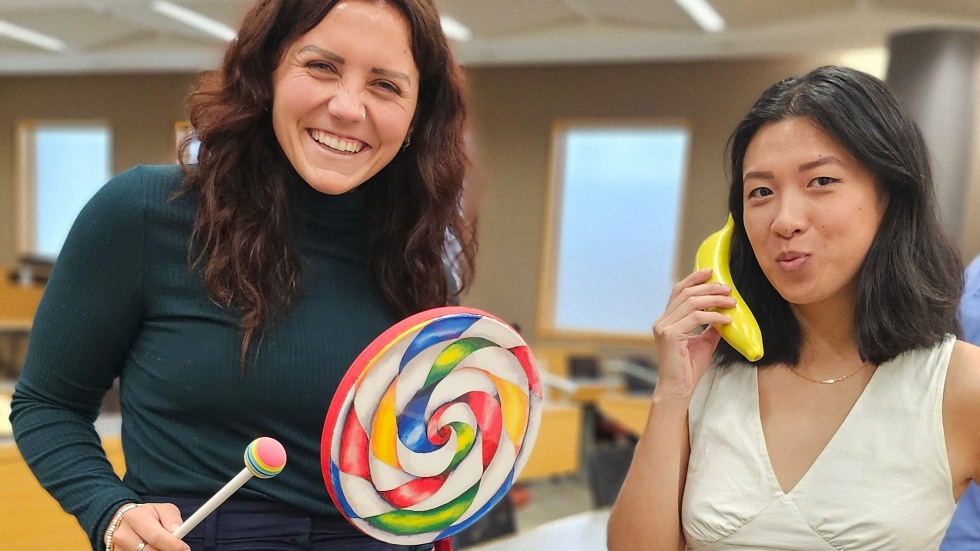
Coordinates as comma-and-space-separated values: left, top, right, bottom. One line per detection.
11, 165, 399, 549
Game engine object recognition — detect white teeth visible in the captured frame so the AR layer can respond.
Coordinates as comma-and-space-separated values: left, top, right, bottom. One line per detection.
310, 129, 363, 153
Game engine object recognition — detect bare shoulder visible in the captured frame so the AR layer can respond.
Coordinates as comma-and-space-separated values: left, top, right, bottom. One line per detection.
945, 340, 980, 412
943, 340, 980, 484
946, 340, 980, 394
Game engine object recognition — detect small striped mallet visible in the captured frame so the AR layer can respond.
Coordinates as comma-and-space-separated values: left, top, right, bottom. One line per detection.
172, 437, 287, 539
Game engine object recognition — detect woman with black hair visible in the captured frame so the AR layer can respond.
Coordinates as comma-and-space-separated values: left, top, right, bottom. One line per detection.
608, 65, 980, 550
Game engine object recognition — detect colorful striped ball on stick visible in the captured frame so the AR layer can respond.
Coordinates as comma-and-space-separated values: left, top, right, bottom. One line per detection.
321, 307, 543, 545
245, 437, 287, 479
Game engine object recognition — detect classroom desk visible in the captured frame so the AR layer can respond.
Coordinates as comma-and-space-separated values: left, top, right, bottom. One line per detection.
0, 385, 12, 438
534, 347, 626, 403
1, 431, 125, 548
595, 393, 653, 437
516, 402, 583, 481
468, 509, 610, 550
0, 275, 44, 321
566, 378, 625, 405
0, 277, 44, 377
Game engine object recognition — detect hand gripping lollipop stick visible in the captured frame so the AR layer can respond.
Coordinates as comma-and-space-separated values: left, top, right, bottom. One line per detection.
172, 437, 286, 540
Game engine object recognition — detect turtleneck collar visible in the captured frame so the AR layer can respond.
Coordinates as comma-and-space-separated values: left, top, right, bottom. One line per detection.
286, 171, 368, 222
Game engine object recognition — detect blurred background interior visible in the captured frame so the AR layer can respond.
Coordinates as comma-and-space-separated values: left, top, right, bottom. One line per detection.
3, 0, 980, 548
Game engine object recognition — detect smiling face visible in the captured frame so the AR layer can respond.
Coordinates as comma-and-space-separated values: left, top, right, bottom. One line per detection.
271, 0, 419, 195
741, 117, 886, 310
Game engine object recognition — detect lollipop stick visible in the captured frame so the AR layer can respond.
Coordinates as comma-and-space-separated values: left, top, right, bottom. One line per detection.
171, 437, 286, 540
172, 468, 253, 539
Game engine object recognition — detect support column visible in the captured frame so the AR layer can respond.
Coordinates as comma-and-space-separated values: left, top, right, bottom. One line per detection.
885, 29, 980, 255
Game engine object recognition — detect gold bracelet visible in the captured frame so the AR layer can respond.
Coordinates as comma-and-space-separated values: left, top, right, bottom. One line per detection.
104, 503, 141, 551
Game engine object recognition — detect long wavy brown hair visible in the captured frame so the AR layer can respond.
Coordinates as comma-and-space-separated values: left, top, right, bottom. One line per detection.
177, 0, 475, 370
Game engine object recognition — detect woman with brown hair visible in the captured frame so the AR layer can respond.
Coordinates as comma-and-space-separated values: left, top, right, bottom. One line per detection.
10, 1, 473, 550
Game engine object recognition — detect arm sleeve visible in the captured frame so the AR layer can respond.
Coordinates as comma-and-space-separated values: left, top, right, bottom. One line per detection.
10, 167, 149, 550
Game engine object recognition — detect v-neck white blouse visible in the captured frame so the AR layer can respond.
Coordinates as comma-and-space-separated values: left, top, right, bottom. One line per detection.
682, 336, 956, 550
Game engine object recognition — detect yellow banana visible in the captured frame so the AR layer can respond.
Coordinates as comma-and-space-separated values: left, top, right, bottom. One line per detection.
694, 214, 764, 361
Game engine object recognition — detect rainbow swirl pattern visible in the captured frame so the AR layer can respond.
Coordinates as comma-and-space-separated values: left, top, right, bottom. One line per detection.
321, 307, 543, 545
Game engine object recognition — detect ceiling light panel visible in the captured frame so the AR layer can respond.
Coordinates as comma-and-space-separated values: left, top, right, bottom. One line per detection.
152, 1, 236, 42
0, 19, 66, 52
673, 0, 725, 32
440, 14, 472, 41
435, 0, 576, 39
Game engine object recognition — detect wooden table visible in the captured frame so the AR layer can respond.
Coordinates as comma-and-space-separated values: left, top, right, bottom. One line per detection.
517, 402, 583, 481
595, 393, 653, 437
1, 433, 125, 548
0, 275, 44, 320
0, 277, 44, 377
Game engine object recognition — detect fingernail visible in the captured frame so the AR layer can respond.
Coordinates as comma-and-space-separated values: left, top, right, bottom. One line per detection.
170, 523, 181, 531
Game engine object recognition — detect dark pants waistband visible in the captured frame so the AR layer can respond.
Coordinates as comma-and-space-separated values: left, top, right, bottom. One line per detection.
141, 496, 435, 551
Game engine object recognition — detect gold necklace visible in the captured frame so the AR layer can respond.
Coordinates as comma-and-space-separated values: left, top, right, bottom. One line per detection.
787, 360, 870, 385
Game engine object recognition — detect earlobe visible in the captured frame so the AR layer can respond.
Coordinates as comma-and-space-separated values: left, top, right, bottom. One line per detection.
402, 127, 414, 150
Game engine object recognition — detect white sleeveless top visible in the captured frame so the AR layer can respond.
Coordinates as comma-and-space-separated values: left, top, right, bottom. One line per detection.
682, 336, 956, 550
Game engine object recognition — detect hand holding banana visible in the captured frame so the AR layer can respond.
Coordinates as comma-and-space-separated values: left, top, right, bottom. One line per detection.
694, 215, 764, 361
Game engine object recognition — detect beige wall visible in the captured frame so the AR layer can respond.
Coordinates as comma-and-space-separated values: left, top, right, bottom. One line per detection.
0, 73, 198, 263
4, 56, 968, 359
462, 58, 836, 357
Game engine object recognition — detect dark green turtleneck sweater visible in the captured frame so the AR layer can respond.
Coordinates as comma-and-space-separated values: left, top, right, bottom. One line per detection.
11, 165, 398, 549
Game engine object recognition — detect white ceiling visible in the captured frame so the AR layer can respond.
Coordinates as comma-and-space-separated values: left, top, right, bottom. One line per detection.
0, 0, 979, 75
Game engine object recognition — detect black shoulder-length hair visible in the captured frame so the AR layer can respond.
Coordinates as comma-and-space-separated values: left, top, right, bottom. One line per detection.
715, 65, 962, 368
179, 0, 475, 369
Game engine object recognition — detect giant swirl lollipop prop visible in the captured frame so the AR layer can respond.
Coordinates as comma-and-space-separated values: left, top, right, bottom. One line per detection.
321, 307, 542, 548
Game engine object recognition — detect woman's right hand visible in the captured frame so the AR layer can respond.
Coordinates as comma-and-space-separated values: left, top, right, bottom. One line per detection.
106, 502, 190, 551
609, 268, 732, 551
652, 267, 735, 400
